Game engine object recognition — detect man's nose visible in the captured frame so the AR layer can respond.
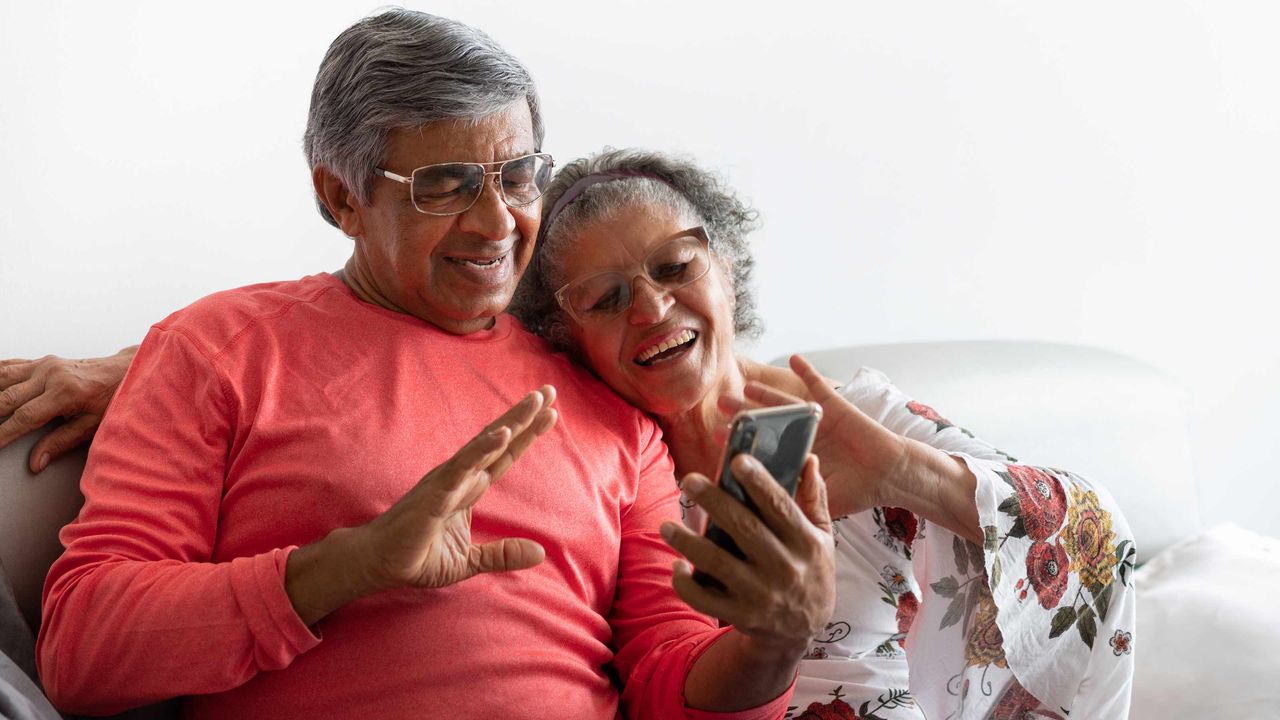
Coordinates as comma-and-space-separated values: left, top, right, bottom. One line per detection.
627, 277, 674, 325
457, 174, 517, 241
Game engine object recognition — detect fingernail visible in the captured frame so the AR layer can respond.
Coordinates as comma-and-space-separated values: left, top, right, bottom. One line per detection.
36, 453, 49, 472
659, 522, 675, 542
682, 474, 708, 494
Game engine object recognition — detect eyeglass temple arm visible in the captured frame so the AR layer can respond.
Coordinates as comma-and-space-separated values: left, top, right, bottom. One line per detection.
373, 168, 412, 184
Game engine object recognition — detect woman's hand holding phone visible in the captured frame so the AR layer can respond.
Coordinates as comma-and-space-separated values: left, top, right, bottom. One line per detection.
659, 452, 836, 650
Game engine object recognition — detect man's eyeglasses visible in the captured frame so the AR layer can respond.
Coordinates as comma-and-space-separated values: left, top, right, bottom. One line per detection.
554, 227, 712, 325
374, 153, 554, 216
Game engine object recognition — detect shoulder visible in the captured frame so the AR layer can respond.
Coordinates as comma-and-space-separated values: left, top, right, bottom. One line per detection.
151, 274, 342, 359
503, 320, 659, 444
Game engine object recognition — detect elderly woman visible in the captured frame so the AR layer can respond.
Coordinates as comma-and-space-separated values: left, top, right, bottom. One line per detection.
5, 12, 840, 720
508, 148, 1137, 719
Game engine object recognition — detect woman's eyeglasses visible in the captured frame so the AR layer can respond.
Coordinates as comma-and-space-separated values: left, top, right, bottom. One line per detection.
554, 227, 712, 325
374, 153, 554, 216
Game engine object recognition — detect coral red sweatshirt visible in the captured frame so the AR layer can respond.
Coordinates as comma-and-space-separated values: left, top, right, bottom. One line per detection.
38, 273, 791, 720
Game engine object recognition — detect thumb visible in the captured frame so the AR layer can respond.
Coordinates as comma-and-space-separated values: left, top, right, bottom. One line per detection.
468, 538, 546, 575
30, 414, 99, 473
796, 454, 832, 532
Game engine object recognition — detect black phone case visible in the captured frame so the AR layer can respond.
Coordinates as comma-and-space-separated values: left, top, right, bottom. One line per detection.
693, 403, 819, 590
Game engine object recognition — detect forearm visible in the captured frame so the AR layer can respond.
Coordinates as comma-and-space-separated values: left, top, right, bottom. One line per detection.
883, 439, 982, 544
39, 550, 319, 715
683, 629, 800, 712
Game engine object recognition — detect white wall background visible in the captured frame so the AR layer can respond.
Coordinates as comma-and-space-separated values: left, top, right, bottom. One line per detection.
2, 1, 1277, 532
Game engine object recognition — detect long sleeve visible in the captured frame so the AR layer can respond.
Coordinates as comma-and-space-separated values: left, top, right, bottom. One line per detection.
36, 327, 319, 715
612, 419, 794, 720
841, 367, 1136, 719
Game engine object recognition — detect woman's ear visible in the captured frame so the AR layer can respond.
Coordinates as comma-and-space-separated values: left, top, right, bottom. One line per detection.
313, 165, 364, 238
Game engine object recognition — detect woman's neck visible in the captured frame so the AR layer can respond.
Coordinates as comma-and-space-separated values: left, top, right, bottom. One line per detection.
656, 357, 773, 479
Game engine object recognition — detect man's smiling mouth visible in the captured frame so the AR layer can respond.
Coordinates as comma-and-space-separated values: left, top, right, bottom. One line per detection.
446, 252, 507, 268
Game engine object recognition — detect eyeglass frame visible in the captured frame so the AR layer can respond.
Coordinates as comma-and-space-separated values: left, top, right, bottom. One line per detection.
373, 152, 555, 217
553, 226, 714, 326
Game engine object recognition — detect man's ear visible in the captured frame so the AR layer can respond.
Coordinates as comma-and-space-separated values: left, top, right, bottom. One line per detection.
313, 165, 365, 238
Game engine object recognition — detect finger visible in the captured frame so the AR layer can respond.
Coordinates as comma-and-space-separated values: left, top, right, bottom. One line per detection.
476, 387, 550, 441
440, 387, 549, 479
28, 413, 100, 474
431, 426, 514, 498
670, 559, 751, 624
0, 378, 42, 417
741, 381, 806, 409
0, 393, 61, 449
794, 455, 832, 533
683, 471, 788, 570
730, 454, 812, 548
789, 355, 844, 404
0, 358, 33, 371
716, 392, 745, 416
467, 537, 546, 575
486, 406, 557, 481
660, 520, 761, 596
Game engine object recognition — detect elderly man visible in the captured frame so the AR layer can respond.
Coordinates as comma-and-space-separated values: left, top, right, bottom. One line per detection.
2, 9, 836, 720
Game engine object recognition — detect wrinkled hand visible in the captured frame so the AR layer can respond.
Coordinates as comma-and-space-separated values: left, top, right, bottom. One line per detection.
721, 355, 908, 518
358, 386, 558, 592
0, 347, 137, 473
662, 454, 835, 650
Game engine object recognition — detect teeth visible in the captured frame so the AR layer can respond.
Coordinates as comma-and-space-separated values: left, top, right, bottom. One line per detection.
637, 330, 696, 364
452, 254, 504, 267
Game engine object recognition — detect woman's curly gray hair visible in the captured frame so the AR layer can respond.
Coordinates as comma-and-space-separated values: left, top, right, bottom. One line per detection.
511, 148, 763, 350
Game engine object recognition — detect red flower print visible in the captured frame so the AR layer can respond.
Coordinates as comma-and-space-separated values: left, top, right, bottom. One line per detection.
1109, 629, 1132, 655
907, 400, 953, 429
990, 680, 1063, 720
1026, 540, 1069, 609
1007, 465, 1067, 541
796, 699, 861, 720
896, 592, 919, 635
882, 506, 918, 545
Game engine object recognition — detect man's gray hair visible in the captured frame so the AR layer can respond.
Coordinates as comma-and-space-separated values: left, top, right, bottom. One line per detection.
303, 9, 544, 227
511, 148, 763, 350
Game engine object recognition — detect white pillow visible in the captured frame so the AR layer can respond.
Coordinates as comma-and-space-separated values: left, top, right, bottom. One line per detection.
1130, 523, 1280, 719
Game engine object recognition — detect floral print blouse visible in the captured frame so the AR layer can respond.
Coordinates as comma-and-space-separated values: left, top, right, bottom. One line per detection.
680, 368, 1136, 719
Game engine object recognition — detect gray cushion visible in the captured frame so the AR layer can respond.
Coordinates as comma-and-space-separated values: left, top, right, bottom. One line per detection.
0, 421, 87, 635
0, 559, 38, 690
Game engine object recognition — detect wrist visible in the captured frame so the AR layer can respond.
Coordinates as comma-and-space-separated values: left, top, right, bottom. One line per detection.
285, 526, 381, 625
878, 436, 927, 509
734, 630, 808, 666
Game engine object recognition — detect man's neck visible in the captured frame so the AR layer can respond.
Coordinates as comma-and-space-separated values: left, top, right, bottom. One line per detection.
334, 258, 496, 334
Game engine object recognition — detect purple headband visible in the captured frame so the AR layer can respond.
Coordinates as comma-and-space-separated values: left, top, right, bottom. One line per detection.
537, 169, 670, 245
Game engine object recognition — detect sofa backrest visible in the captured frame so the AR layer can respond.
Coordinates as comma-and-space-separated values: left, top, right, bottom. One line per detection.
779, 340, 1200, 564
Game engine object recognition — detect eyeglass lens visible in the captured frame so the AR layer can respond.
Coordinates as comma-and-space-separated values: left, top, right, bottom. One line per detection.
411, 154, 553, 214
563, 234, 710, 319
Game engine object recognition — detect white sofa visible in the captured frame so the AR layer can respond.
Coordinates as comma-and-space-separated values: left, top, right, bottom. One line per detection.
2, 340, 1274, 718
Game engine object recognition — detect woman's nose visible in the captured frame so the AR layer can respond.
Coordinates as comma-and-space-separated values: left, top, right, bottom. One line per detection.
457, 175, 517, 241
627, 277, 675, 325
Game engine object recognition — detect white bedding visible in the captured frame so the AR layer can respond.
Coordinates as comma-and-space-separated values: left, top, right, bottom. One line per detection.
1131, 523, 1280, 719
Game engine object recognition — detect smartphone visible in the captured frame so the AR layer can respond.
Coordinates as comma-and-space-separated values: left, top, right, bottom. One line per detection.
693, 402, 821, 590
